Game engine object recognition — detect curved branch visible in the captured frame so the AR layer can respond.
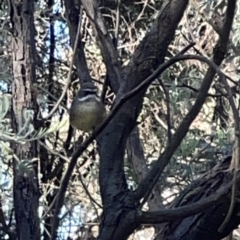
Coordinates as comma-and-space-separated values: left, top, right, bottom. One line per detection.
134, 54, 230, 204
50, 43, 194, 239
43, 6, 82, 120
139, 178, 235, 224
50, 18, 233, 240
64, 1, 93, 85
51, 47, 230, 239
81, 0, 122, 92
134, 0, 235, 203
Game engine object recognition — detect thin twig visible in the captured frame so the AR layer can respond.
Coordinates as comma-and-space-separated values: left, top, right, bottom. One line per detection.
158, 78, 172, 144
114, 0, 121, 48
50, 11, 83, 238
44, 7, 83, 120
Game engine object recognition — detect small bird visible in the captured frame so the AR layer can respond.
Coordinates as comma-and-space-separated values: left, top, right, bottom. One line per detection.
69, 82, 106, 132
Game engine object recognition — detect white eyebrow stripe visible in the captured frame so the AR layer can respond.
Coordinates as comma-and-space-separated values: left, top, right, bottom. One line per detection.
78, 94, 101, 102
82, 88, 97, 92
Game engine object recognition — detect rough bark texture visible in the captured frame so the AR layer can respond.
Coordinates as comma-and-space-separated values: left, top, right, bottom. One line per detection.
9, 0, 40, 239
126, 128, 164, 212
156, 157, 240, 240
53, 0, 238, 239
94, 1, 190, 239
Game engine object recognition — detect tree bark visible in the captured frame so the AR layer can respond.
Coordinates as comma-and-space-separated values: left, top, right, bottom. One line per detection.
9, 0, 40, 239
96, 1, 189, 239
155, 157, 240, 240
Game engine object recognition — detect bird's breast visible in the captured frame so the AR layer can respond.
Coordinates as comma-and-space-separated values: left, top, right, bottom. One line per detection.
69, 99, 106, 132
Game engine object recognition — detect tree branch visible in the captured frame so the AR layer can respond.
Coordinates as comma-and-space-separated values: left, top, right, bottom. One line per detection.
217, 1, 238, 231
81, 0, 122, 92
139, 177, 235, 224
134, 0, 235, 203
43, 2, 82, 120
50, 43, 195, 238
64, 0, 93, 85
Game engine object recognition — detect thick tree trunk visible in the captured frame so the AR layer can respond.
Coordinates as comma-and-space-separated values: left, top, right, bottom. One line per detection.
98, 192, 140, 240
9, 0, 40, 239
95, 0, 189, 239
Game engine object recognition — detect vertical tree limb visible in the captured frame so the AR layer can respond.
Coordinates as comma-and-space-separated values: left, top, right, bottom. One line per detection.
9, 0, 40, 239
